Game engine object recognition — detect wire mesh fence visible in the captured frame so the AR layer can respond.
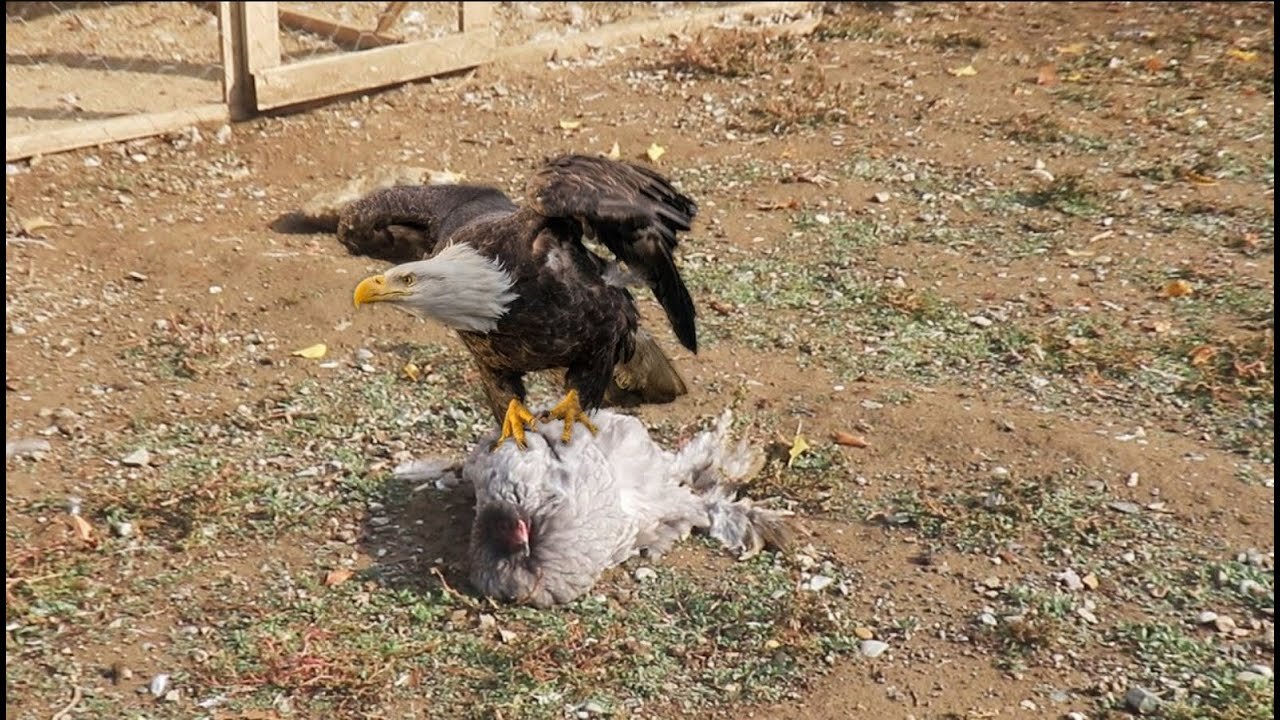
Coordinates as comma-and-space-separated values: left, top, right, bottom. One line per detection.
6, 2, 815, 161
5, 2, 227, 158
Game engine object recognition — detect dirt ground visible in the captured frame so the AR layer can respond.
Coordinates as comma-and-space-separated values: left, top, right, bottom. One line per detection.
5, 2, 1275, 719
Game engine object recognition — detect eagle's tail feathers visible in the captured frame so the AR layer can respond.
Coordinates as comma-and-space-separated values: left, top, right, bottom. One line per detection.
604, 328, 688, 407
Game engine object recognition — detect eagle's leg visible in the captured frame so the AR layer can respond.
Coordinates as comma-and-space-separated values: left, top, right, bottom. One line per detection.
546, 389, 599, 444
493, 398, 538, 451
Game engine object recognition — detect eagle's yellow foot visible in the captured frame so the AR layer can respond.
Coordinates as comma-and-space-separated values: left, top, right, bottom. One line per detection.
546, 390, 598, 444
493, 398, 538, 451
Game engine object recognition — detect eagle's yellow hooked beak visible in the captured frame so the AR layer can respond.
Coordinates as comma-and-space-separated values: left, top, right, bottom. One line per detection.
353, 274, 398, 308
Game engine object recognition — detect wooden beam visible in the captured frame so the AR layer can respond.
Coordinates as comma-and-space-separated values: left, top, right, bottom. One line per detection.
6, 104, 229, 162
375, 1, 411, 34
279, 8, 403, 51
242, 1, 281, 72
459, 1, 495, 31
252, 29, 495, 111
217, 1, 254, 120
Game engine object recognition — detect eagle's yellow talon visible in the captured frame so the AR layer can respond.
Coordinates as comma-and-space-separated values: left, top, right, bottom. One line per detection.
493, 398, 537, 452
547, 390, 598, 444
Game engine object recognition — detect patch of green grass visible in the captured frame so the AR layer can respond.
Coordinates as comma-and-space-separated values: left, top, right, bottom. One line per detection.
180, 556, 858, 718
1006, 173, 1104, 217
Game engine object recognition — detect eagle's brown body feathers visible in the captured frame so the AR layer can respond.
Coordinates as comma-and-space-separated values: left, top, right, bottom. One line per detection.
338, 155, 698, 423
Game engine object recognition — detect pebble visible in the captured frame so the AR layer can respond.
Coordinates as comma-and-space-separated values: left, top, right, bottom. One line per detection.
1236, 670, 1271, 684
1066, 713, 1088, 720
990, 466, 1010, 479
1107, 501, 1141, 514
1214, 615, 1237, 633
1126, 471, 1140, 487
978, 612, 998, 626
121, 448, 152, 466
854, 626, 874, 640
1196, 610, 1218, 625
805, 575, 834, 592
355, 348, 374, 361
968, 315, 993, 327
633, 567, 656, 582
127, 271, 148, 282
1125, 686, 1161, 715
872, 191, 891, 203
208, 285, 223, 295
6, 438, 51, 460
1247, 664, 1273, 679
859, 640, 889, 658
148, 673, 171, 697
1058, 569, 1084, 591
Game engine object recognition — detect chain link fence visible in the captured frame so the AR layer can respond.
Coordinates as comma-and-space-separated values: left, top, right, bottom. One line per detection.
6, 2, 815, 161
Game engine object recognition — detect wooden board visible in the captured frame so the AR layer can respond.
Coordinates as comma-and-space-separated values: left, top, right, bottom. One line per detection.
6, 104, 229, 162
252, 29, 496, 111
242, 1, 281, 72
459, 1, 496, 32
279, 8, 404, 51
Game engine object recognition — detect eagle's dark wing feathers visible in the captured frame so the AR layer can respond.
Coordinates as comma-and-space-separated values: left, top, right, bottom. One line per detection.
338, 184, 518, 264
526, 154, 699, 354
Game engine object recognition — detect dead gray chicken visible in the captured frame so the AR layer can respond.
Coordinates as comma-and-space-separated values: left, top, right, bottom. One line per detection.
464, 408, 792, 607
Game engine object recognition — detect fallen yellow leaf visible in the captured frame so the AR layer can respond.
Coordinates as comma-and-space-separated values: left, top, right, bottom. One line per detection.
291, 343, 328, 359
787, 433, 809, 468
402, 362, 421, 382
324, 569, 354, 587
832, 431, 869, 448
646, 143, 666, 163
1188, 344, 1218, 367
20, 216, 56, 235
1183, 170, 1219, 186
1226, 48, 1258, 63
606, 141, 621, 160
1160, 279, 1194, 298
558, 119, 581, 131
69, 514, 93, 542
1057, 42, 1088, 56
948, 64, 978, 77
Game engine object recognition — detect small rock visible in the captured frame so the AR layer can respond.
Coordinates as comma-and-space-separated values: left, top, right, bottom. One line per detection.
854, 626, 874, 640
114, 521, 135, 538
1126, 471, 1139, 487
127, 271, 148, 282
581, 700, 606, 714
805, 575, 834, 592
214, 124, 232, 144
1125, 686, 1161, 715
477, 614, 496, 630
163, 689, 180, 702
1236, 670, 1270, 684
1214, 616, 1237, 633
979, 612, 998, 626
208, 285, 223, 295
859, 640, 889, 658
1247, 664, 1273, 679
120, 449, 151, 467
872, 191, 891, 203
1066, 712, 1088, 720
1196, 610, 1219, 625
355, 348, 374, 361
1107, 501, 1141, 514
1057, 569, 1084, 591
149, 673, 171, 697
990, 466, 1010, 479
968, 315, 994, 327
6, 438, 51, 460
633, 567, 656, 582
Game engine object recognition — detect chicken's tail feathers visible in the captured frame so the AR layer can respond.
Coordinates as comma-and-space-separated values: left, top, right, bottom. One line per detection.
672, 408, 794, 559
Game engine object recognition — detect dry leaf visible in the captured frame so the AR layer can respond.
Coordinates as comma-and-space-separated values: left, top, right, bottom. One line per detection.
402, 362, 421, 382
646, 143, 666, 163
708, 300, 735, 316
1057, 42, 1088, 56
1036, 65, 1059, 87
1143, 56, 1166, 72
948, 64, 978, 77
606, 141, 621, 160
291, 343, 328, 359
832, 431, 869, 448
1234, 359, 1267, 380
1188, 345, 1218, 367
69, 514, 93, 542
21, 216, 57, 235
1145, 319, 1172, 334
324, 569, 354, 587
1183, 170, 1219, 186
1226, 48, 1258, 63
1160, 279, 1194, 298
558, 119, 581, 131
755, 199, 801, 211
786, 433, 810, 468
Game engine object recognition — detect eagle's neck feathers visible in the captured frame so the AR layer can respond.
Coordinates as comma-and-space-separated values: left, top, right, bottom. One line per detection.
395, 243, 518, 333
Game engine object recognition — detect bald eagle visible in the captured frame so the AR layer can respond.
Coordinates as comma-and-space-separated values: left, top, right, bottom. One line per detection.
344, 154, 700, 449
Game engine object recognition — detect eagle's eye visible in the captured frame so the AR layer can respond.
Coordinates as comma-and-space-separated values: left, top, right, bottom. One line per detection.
399, 273, 416, 287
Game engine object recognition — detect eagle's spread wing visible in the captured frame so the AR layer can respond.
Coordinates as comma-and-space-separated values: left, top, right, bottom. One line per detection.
525, 154, 700, 353
337, 184, 517, 264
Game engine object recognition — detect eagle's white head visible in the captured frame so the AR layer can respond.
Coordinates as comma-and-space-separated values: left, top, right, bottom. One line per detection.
351, 243, 518, 333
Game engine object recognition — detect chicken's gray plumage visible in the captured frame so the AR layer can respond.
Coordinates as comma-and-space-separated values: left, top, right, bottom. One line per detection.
464, 408, 792, 607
